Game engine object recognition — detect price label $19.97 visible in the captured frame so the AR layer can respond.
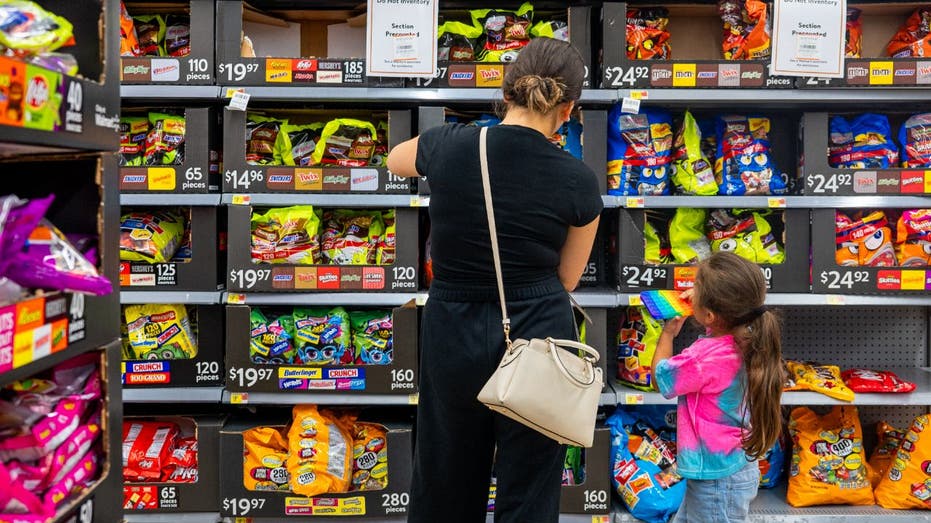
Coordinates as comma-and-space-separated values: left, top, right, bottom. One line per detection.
222, 497, 266, 516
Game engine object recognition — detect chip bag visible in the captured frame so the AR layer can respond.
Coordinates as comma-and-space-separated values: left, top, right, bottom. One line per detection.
123, 421, 179, 481
887, 8, 931, 58
900, 113, 931, 168
243, 426, 291, 491
438, 20, 483, 61
120, 116, 148, 166
286, 405, 353, 496
627, 7, 671, 60
293, 307, 352, 365
841, 368, 917, 393
896, 209, 931, 266
707, 209, 785, 264
616, 306, 663, 392
144, 112, 185, 165
251, 206, 322, 265
869, 421, 906, 487
0, 1, 74, 56
719, 0, 771, 60
351, 423, 389, 491
846, 8, 862, 58
247, 115, 285, 165
787, 405, 873, 507
784, 361, 855, 402
351, 310, 393, 365
715, 115, 786, 195
671, 111, 719, 196
120, 1, 139, 57
275, 123, 324, 167
120, 209, 185, 263
759, 435, 786, 488
311, 119, 378, 167
608, 106, 674, 196
875, 414, 931, 509
828, 114, 899, 169
321, 210, 384, 265
134, 15, 165, 57
124, 304, 197, 360
669, 208, 711, 264
835, 211, 897, 267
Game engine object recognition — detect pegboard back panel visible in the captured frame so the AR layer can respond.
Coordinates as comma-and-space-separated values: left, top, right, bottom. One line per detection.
780, 307, 929, 368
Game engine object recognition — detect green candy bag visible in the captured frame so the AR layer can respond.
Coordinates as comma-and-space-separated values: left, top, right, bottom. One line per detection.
707, 209, 785, 264
275, 122, 325, 167
671, 111, 719, 196
293, 307, 352, 365
350, 310, 393, 365
669, 208, 711, 264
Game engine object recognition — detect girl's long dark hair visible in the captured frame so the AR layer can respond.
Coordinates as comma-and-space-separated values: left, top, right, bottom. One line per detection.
694, 252, 783, 459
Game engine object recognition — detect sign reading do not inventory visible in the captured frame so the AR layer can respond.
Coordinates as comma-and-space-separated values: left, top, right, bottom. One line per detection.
771, 0, 847, 78
366, 0, 438, 78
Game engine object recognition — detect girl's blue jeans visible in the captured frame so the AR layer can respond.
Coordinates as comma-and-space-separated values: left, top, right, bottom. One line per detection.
673, 460, 760, 523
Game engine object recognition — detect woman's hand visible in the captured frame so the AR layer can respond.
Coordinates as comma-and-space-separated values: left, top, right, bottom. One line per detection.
662, 316, 687, 338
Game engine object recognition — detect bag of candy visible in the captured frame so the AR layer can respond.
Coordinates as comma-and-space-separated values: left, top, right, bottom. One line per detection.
350, 422, 389, 491
759, 435, 786, 488
887, 8, 931, 58
351, 310, 393, 365
787, 405, 873, 507
247, 115, 285, 165
562, 446, 584, 486
895, 209, 931, 266
243, 426, 291, 492
841, 368, 917, 393
0, 2, 74, 56
120, 116, 148, 166
616, 306, 664, 392
0, 195, 53, 262
134, 15, 165, 56
377, 210, 396, 265
671, 111, 719, 196
321, 210, 384, 265
311, 119, 378, 167
251, 206, 322, 265
286, 405, 354, 496
124, 303, 197, 360
293, 307, 352, 365
869, 421, 906, 487
828, 114, 899, 169
719, 0, 771, 60
668, 208, 711, 264
900, 113, 931, 168
371, 121, 390, 167
123, 421, 180, 481
251, 309, 286, 364
835, 211, 897, 267
707, 209, 785, 264
784, 361, 855, 402
47, 410, 101, 486
275, 122, 324, 167
144, 112, 185, 165
530, 19, 569, 41
551, 117, 583, 159
626, 7, 671, 60
43, 450, 98, 510
608, 106, 674, 196
437, 20, 483, 61
471, 3, 534, 61
120, 209, 185, 263
120, 1, 139, 57
846, 8, 862, 57
163, 436, 198, 483
164, 14, 190, 57
715, 115, 786, 195
875, 414, 931, 509
644, 213, 673, 264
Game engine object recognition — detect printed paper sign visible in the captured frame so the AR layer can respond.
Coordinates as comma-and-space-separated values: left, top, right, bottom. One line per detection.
771, 0, 847, 78
366, 0, 438, 78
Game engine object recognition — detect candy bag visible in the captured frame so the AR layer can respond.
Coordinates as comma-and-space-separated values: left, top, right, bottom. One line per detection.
119, 116, 148, 166
371, 121, 389, 167
626, 7, 671, 60
616, 306, 663, 392
715, 115, 786, 195
840, 368, 917, 393
247, 115, 285, 165
869, 421, 906, 487
835, 211, 897, 267
887, 8, 931, 58
43, 451, 98, 510
119, 209, 185, 263
846, 8, 862, 58
350, 422, 389, 491
123, 421, 179, 481
311, 119, 378, 167
293, 307, 352, 366
551, 118, 583, 159
787, 405, 873, 507
562, 446, 584, 486
250, 206, 321, 265
29, 52, 78, 76
286, 405, 353, 496
377, 210, 396, 265
671, 111, 718, 195
828, 113, 899, 169
243, 426, 291, 491
759, 435, 786, 488
351, 310, 393, 365
165, 14, 190, 57
900, 113, 931, 168
4, 219, 112, 295
124, 304, 197, 360
875, 414, 931, 509
608, 106, 674, 196
784, 361, 855, 402
134, 15, 165, 57
669, 208, 711, 264
275, 123, 324, 167
0, 195, 52, 263
250, 308, 296, 364
0, 461, 46, 515
321, 210, 384, 265
471, 3, 534, 53
896, 209, 931, 266
145, 112, 185, 165
719, 0, 771, 60
47, 411, 100, 485
707, 209, 785, 264
644, 215, 673, 264
437, 20, 483, 61
120, 1, 139, 57
0, 2, 74, 56
530, 19, 569, 41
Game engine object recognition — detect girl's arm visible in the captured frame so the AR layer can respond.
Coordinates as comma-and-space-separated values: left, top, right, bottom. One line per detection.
386, 137, 420, 178
558, 218, 600, 291
652, 316, 686, 371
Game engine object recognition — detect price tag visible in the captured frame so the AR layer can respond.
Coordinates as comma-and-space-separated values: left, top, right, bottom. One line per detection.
230, 392, 249, 404
415, 293, 429, 306
408, 393, 420, 405
624, 393, 644, 405
224, 88, 241, 98
235, 519, 253, 523
229, 90, 251, 111
627, 295, 643, 306
592, 517, 610, 523
227, 293, 246, 305
231, 194, 252, 205
630, 90, 649, 100
768, 197, 787, 208
621, 97, 641, 114
410, 195, 430, 207
625, 196, 645, 208
826, 295, 846, 305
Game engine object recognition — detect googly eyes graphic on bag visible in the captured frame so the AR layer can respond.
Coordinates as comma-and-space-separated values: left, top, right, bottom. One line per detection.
363, 349, 386, 364
251, 354, 269, 364
754, 153, 768, 166
369, 155, 385, 167
500, 50, 521, 63
268, 356, 286, 365
717, 238, 738, 252
740, 154, 753, 167
864, 229, 887, 251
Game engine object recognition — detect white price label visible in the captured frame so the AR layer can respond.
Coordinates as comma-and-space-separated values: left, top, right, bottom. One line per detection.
604, 66, 649, 87
229, 367, 274, 388
819, 270, 869, 289
225, 170, 264, 190
230, 269, 271, 289
621, 97, 641, 114
222, 497, 266, 516
806, 173, 852, 194
622, 266, 667, 287
219, 62, 259, 82
229, 90, 251, 111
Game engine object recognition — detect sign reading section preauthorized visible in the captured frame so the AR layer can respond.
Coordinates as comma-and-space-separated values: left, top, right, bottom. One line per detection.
771, 0, 846, 78
366, 0, 438, 78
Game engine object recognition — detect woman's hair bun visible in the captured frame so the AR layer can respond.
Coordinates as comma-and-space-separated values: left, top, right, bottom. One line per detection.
508, 74, 566, 114
500, 38, 584, 115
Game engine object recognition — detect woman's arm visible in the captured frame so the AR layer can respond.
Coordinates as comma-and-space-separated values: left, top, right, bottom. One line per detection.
386, 136, 420, 178
558, 217, 600, 292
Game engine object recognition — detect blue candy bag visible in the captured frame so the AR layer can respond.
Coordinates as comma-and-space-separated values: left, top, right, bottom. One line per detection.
829, 113, 899, 168
715, 115, 787, 195
552, 117, 583, 159
758, 435, 786, 488
900, 112, 931, 168
608, 106, 673, 196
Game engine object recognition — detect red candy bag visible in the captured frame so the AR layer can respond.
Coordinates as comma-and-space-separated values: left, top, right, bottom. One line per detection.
841, 368, 917, 393
122, 421, 179, 481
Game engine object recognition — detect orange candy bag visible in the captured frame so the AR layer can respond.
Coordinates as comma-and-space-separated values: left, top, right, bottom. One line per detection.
286, 405, 354, 497
868, 421, 906, 487
787, 406, 874, 507
887, 8, 931, 58
835, 211, 897, 267
720, 0, 771, 60
351, 423, 389, 491
784, 361, 855, 402
243, 426, 291, 492
875, 414, 931, 509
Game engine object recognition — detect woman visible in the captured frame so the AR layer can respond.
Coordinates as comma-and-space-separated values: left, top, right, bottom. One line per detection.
387, 37, 603, 523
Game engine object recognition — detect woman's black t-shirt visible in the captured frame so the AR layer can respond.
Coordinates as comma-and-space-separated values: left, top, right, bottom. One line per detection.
416, 123, 603, 288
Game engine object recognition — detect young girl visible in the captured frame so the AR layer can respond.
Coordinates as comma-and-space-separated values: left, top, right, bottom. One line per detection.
652, 251, 783, 523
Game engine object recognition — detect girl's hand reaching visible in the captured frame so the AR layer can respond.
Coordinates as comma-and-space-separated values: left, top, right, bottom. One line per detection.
679, 288, 694, 303
662, 315, 687, 337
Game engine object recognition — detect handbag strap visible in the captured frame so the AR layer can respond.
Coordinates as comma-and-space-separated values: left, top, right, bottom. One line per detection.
478, 126, 513, 349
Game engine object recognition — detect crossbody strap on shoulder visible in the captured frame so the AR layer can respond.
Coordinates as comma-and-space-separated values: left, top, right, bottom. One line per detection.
478, 126, 513, 348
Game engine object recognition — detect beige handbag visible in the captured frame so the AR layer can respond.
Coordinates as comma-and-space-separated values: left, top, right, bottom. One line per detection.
474, 127, 603, 448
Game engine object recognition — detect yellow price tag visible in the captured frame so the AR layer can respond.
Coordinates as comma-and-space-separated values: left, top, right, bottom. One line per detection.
227, 293, 246, 305
235, 518, 252, 523
225, 87, 245, 98
625, 196, 645, 208
230, 194, 252, 205
825, 295, 846, 305
767, 197, 787, 208
230, 392, 249, 404
630, 90, 649, 100
628, 295, 643, 306
592, 515, 610, 523
624, 393, 644, 405
410, 195, 430, 207
408, 393, 420, 405
415, 293, 429, 306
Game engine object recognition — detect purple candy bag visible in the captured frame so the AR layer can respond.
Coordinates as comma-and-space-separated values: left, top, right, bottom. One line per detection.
0, 195, 53, 261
